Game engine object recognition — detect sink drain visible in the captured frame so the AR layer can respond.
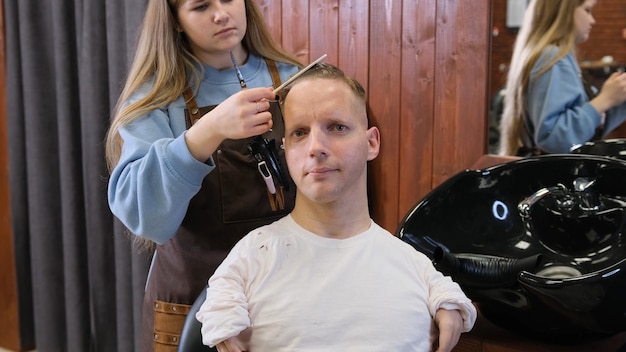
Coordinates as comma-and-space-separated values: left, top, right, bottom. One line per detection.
535, 265, 582, 278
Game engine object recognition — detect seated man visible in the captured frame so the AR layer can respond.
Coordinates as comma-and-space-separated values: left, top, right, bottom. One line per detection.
196, 63, 477, 352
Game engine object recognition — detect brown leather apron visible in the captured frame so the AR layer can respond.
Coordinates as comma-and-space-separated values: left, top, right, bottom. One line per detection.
144, 59, 295, 352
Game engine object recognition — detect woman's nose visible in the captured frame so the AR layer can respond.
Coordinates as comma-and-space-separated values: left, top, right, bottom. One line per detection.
213, 6, 229, 23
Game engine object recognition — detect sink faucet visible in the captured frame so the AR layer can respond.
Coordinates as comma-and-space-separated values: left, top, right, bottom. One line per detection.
518, 177, 600, 218
518, 184, 569, 219
573, 177, 599, 211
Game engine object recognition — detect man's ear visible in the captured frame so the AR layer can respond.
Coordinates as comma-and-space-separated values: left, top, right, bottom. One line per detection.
366, 126, 380, 161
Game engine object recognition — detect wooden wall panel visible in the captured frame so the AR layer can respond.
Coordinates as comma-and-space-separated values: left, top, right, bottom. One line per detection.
257, 0, 283, 43
310, 0, 339, 64
433, 0, 489, 187
279, 0, 310, 62
337, 0, 369, 88
367, 0, 403, 232
398, 0, 437, 219
261, 0, 490, 232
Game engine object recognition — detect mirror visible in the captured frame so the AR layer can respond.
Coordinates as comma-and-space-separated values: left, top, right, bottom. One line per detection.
488, 0, 626, 154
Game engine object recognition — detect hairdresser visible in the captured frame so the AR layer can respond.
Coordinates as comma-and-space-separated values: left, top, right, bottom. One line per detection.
499, 0, 626, 156
104, 0, 301, 351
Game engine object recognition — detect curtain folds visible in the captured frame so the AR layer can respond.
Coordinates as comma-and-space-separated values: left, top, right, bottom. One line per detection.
5, 0, 151, 351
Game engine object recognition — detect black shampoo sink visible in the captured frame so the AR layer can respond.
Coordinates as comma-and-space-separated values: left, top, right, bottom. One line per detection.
397, 154, 626, 341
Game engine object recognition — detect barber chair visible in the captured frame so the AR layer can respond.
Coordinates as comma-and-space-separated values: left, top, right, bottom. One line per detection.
177, 286, 217, 352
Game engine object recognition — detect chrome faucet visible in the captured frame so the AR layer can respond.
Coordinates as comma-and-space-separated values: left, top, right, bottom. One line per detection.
518, 184, 569, 219
573, 177, 599, 211
518, 177, 600, 219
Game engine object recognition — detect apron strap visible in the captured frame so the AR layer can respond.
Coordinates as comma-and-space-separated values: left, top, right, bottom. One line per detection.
183, 57, 282, 119
182, 86, 201, 125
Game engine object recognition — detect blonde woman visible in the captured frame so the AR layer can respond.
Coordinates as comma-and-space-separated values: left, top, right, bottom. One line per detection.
498, 0, 626, 156
105, 0, 301, 351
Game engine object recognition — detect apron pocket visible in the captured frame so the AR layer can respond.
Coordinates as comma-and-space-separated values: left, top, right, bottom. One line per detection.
153, 300, 192, 352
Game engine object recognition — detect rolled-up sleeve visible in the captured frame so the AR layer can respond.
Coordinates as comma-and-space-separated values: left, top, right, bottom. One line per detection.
196, 240, 252, 347
423, 260, 477, 332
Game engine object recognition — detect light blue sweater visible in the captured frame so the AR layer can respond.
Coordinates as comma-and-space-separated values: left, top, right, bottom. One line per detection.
526, 47, 626, 153
108, 54, 299, 244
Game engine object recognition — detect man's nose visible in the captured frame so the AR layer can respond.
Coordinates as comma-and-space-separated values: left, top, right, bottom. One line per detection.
307, 129, 328, 157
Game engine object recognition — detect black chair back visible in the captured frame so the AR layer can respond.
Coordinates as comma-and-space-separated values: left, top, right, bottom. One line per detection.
177, 286, 217, 352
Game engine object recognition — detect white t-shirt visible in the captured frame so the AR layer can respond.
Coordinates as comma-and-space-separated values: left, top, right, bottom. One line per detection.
196, 215, 476, 351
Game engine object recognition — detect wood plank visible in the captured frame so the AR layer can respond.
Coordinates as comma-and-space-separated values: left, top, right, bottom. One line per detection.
281, 0, 310, 62
432, 0, 489, 188
367, 0, 402, 232
397, 0, 438, 223
255, 0, 282, 44
309, 0, 339, 65
337, 0, 369, 88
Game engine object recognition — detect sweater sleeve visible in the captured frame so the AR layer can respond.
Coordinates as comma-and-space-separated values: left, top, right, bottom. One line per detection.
107, 107, 214, 244
604, 101, 626, 134
196, 238, 252, 348
527, 50, 602, 154
421, 256, 477, 332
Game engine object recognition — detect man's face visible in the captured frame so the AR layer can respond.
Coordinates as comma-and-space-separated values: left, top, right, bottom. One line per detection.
282, 78, 380, 205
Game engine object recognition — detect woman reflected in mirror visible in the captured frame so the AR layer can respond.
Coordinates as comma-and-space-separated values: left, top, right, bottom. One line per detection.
498, 0, 626, 156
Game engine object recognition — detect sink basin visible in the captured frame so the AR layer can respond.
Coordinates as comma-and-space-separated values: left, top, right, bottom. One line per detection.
397, 154, 626, 341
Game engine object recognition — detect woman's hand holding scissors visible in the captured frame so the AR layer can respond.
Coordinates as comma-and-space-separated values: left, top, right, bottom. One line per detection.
185, 87, 275, 162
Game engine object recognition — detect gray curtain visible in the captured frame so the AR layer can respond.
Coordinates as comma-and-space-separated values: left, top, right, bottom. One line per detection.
6, 0, 152, 351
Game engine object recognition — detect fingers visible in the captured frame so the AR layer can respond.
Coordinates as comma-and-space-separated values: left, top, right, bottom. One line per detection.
251, 99, 273, 133
216, 342, 229, 352
249, 110, 273, 134
242, 86, 275, 103
216, 340, 243, 352
191, 87, 275, 142
254, 99, 275, 114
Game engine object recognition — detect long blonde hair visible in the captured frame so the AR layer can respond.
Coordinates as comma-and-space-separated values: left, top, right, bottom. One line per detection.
498, 0, 585, 155
105, 0, 301, 171
105, 0, 301, 252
